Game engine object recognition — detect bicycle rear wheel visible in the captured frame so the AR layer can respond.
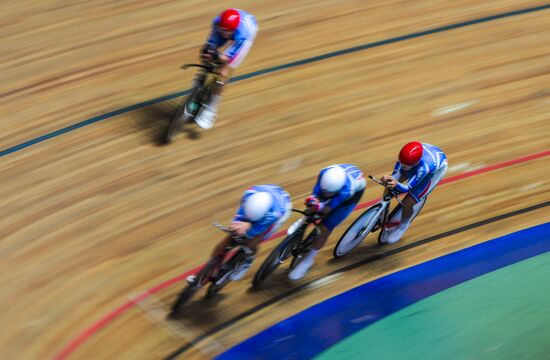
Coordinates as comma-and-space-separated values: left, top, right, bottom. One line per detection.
333, 204, 382, 258
169, 256, 220, 316
252, 229, 303, 287
206, 250, 244, 298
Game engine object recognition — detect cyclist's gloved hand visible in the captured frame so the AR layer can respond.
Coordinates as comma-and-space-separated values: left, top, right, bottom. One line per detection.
381, 175, 397, 190
305, 195, 324, 213
200, 44, 218, 62
229, 221, 251, 237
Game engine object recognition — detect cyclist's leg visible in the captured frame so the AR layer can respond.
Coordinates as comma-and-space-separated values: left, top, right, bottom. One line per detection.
205, 40, 250, 102
409, 161, 447, 208
187, 234, 231, 283
233, 202, 291, 281
315, 189, 363, 249
194, 76, 224, 129
210, 235, 233, 258
191, 68, 207, 89
289, 191, 362, 280
230, 243, 256, 281
381, 162, 447, 244
379, 195, 418, 244
288, 222, 329, 280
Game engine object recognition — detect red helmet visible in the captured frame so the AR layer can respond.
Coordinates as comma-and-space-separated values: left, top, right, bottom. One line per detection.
219, 9, 240, 31
399, 141, 423, 167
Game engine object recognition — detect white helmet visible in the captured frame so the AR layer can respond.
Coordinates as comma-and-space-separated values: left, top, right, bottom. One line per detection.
320, 166, 346, 194
243, 192, 273, 221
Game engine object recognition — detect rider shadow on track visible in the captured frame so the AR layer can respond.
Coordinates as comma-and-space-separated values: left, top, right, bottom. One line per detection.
327, 242, 384, 266
132, 101, 201, 145
245, 271, 308, 297
168, 293, 230, 322
327, 241, 403, 277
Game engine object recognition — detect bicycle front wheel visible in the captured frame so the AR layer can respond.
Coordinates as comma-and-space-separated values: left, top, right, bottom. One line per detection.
164, 104, 188, 144
252, 229, 302, 287
170, 256, 220, 316
333, 204, 382, 258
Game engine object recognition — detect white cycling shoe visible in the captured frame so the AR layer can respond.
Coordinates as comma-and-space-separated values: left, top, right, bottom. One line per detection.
288, 250, 317, 281
379, 222, 409, 244
194, 106, 217, 129
231, 258, 254, 281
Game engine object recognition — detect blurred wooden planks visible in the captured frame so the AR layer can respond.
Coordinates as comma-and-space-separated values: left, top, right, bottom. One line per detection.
0, 1, 548, 359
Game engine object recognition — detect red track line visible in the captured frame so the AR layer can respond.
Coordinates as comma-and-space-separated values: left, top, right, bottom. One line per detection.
53, 149, 549, 360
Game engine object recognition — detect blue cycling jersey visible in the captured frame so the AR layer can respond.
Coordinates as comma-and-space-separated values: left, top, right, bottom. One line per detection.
233, 184, 291, 239
206, 9, 258, 62
391, 143, 448, 193
312, 164, 365, 209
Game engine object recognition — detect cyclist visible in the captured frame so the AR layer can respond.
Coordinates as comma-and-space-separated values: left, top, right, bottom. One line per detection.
380, 141, 448, 244
193, 8, 258, 130
289, 164, 366, 280
188, 185, 291, 284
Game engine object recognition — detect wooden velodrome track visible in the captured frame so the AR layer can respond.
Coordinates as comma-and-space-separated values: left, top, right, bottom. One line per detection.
1, 1, 549, 359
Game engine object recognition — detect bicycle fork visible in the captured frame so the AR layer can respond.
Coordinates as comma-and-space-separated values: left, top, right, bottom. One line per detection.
369, 202, 390, 234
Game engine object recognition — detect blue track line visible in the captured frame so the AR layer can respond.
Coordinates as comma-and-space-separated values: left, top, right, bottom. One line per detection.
1, 4, 548, 158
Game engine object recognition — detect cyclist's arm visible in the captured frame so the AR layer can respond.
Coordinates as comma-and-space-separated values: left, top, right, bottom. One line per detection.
245, 213, 277, 239
382, 162, 402, 187
202, 19, 227, 58
217, 53, 231, 64
395, 165, 429, 193
233, 206, 247, 222
310, 174, 323, 198
327, 188, 352, 210
211, 234, 234, 258
223, 38, 247, 64
205, 17, 221, 46
390, 161, 401, 180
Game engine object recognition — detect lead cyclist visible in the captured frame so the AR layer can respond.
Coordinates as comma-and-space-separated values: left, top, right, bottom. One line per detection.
193, 8, 258, 130
380, 141, 448, 244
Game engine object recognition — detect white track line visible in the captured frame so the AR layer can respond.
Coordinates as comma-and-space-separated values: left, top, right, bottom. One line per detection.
306, 273, 343, 290
520, 181, 544, 192
432, 100, 478, 117
279, 157, 303, 174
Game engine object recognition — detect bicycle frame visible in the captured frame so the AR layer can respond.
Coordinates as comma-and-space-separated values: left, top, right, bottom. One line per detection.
194, 222, 254, 286
287, 209, 322, 231
181, 62, 222, 118
212, 222, 254, 257
368, 175, 403, 228
181, 61, 222, 89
